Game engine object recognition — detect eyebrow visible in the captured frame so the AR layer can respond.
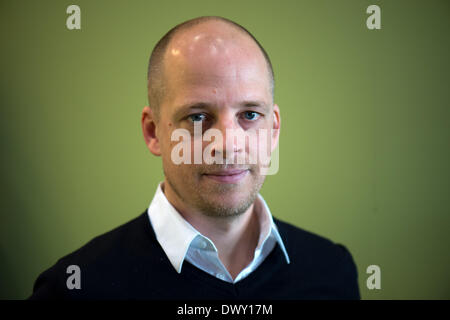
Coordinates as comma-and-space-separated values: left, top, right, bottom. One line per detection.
241, 100, 269, 109
173, 102, 210, 120
173, 100, 270, 119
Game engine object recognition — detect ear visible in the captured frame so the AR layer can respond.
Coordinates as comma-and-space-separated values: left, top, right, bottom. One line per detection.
271, 104, 281, 152
141, 106, 161, 156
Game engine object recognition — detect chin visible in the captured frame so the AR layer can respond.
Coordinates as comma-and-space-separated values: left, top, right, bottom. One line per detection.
199, 191, 255, 216
205, 190, 243, 202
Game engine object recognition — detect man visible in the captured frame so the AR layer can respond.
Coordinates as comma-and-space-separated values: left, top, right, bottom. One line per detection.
29, 16, 360, 299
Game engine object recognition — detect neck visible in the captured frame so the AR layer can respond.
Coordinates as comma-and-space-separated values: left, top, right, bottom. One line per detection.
162, 180, 260, 279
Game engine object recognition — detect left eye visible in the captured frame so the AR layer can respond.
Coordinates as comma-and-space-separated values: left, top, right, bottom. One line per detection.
188, 114, 207, 122
243, 111, 259, 120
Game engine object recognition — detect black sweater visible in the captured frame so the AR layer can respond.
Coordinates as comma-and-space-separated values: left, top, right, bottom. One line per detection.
29, 211, 360, 300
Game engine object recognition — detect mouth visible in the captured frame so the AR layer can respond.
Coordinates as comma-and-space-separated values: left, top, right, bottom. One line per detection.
202, 169, 249, 183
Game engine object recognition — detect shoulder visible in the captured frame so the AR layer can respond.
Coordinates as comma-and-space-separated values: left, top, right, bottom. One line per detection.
47, 211, 153, 269
273, 216, 360, 298
274, 216, 342, 255
273, 216, 356, 266
29, 211, 158, 299
61, 211, 152, 262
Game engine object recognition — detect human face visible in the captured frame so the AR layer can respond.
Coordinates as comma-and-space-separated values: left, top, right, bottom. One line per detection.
154, 26, 280, 217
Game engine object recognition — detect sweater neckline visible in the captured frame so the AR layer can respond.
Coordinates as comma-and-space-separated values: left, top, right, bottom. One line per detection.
138, 210, 287, 292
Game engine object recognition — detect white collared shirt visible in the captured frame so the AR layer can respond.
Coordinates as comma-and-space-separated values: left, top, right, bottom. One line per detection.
147, 183, 290, 283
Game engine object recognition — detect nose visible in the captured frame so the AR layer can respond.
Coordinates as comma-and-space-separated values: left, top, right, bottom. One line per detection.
209, 112, 245, 164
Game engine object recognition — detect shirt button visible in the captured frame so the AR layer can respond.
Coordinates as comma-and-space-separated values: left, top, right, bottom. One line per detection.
199, 241, 207, 249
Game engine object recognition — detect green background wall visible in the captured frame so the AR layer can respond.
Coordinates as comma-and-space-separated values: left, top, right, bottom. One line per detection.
1, 0, 449, 299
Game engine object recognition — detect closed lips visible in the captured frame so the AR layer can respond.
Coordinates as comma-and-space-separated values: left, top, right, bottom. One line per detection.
204, 169, 248, 176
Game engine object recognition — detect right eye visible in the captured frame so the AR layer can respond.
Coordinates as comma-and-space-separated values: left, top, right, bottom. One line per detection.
188, 113, 207, 123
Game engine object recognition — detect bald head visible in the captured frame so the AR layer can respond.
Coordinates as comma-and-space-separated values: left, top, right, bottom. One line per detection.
147, 16, 275, 120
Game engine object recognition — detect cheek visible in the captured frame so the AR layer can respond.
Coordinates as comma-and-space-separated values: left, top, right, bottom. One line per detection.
246, 123, 273, 163
161, 136, 198, 175
160, 126, 182, 158
159, 129, 180, 170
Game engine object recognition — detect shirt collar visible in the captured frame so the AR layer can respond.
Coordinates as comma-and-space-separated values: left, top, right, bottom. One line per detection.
147, 182, 290, 274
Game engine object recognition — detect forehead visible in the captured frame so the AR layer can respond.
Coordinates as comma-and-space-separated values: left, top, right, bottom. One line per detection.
162, 22, 271, 108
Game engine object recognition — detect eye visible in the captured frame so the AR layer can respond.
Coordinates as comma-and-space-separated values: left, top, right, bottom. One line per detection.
242, 111, 260, 121
188, 113, 207, 123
